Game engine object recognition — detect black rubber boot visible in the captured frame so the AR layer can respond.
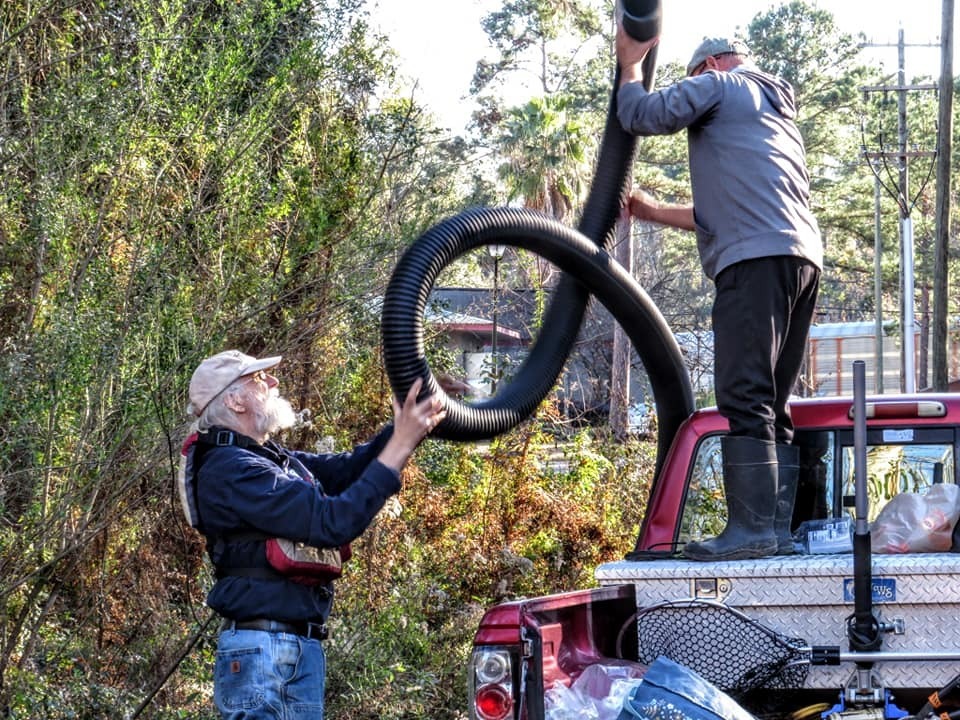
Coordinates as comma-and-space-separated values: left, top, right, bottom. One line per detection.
775, 444, 800, 555
683, 436, 778, 562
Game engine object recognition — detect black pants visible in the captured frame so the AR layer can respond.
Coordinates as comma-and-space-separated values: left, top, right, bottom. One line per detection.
712, 256, 820, 444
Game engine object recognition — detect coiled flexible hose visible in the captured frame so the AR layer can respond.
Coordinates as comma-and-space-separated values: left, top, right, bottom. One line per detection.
380, 0, 694, 475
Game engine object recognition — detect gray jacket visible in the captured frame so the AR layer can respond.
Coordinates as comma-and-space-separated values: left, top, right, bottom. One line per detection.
617, 64, 823, 280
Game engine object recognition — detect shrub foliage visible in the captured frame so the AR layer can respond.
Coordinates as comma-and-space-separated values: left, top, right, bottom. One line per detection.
0, 1, 657, 717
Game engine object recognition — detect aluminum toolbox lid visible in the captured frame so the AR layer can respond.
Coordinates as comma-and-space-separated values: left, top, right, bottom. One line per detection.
596, 553, 960, 609
596, 552, 960, 581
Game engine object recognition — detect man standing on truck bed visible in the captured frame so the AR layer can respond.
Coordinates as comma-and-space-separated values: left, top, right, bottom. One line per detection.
615, 29, 823, 561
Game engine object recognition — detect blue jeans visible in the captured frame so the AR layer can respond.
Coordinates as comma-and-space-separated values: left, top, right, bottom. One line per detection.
214, 627, 326, 719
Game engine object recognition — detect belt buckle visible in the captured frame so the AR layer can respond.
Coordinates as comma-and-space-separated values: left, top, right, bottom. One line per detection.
306, 622, 328, 641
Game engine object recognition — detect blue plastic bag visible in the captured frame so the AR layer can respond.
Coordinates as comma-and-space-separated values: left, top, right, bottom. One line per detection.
616, 656, 757, 720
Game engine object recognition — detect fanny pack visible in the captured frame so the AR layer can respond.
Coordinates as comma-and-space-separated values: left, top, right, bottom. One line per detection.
264, 538, 352, 585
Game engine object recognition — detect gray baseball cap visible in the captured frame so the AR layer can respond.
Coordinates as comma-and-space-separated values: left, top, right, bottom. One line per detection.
686, 37, 751, 76
188, 349, 282, 416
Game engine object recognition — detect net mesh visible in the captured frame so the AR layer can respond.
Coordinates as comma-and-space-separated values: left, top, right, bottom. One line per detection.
631, 600, 811, 694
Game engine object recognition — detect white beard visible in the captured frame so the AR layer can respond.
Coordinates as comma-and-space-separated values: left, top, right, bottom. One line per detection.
256, 393, 298, 437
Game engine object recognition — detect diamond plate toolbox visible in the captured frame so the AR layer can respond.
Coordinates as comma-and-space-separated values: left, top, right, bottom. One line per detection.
595, 552, 960, 689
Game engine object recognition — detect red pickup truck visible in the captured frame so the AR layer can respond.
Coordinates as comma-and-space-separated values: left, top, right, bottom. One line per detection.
467, 393, 960, 720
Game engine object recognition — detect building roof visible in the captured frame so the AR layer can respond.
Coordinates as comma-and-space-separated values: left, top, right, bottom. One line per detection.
425, 308, 523, 340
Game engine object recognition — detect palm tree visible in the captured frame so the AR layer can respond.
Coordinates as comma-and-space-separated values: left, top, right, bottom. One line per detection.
496, 95, 591, 222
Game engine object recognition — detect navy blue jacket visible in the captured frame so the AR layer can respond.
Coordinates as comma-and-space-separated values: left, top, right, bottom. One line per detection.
195, 425, 398, 622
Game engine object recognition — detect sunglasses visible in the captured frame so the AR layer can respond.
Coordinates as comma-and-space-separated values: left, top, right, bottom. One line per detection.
691, 52, 739, 77
244, 370, 270, 385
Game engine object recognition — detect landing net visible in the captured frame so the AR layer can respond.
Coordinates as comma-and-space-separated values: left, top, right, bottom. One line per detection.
620, 599, 811, 694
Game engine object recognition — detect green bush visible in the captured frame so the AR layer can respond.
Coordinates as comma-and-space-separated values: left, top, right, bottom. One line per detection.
317, 413, 656, 720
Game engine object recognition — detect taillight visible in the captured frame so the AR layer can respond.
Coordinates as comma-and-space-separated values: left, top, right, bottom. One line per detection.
469, 647, 515, 720
476, 684, 512, 719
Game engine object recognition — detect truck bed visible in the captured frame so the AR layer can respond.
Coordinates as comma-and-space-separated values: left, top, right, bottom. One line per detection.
595, 552, 960, 690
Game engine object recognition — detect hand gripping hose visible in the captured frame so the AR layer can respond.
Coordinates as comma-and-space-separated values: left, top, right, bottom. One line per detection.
380, 0, 693, 476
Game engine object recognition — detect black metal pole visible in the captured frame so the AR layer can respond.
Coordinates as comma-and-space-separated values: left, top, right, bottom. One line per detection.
848, 360, 881, 653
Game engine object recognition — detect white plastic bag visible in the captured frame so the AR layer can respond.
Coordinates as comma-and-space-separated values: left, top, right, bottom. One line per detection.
871, 483, 960, 553
544, 661, 647, 720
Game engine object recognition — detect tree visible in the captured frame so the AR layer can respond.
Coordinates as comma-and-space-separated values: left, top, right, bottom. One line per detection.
0, 0, 471, 713
746, 1, 883, 325
469, 0, 634, 425
496, 96, 590, 220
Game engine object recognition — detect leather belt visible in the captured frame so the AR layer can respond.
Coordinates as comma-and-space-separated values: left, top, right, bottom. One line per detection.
220, 618, 329, 641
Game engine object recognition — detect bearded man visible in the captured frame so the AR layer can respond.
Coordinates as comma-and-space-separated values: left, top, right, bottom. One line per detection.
183, 350, 445, 720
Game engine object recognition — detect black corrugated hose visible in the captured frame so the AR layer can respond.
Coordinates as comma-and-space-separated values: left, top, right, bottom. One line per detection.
380, 0, 693, 476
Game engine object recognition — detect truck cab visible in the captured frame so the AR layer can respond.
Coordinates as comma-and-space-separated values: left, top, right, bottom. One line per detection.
468, 394, 960, 720
639, 394, 956, 555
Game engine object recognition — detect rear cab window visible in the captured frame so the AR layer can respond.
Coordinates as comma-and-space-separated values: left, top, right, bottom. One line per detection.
677, 426, 958, 546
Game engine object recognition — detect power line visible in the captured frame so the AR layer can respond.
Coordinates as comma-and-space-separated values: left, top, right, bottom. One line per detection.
860, 30, 940, 392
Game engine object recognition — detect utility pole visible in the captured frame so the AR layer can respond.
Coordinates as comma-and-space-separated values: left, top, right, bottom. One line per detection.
487, 244, 506, 394
861, 31, 938, 393
897, 30, 917, 393
610, 216, 633, 439
874, 175, 884, 393
933, 0, 955, 391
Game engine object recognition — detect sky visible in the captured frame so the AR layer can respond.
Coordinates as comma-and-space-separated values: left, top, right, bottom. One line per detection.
372, 0, 956, 132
